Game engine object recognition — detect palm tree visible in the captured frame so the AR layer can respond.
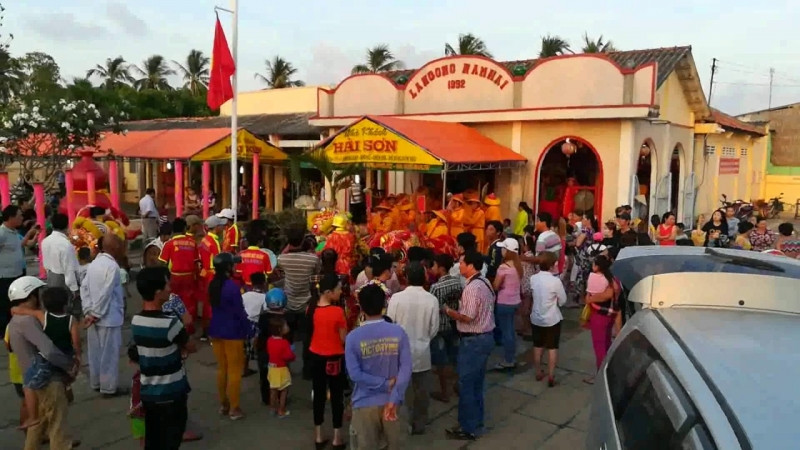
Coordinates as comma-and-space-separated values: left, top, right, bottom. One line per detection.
254, 56, 304, 89
351, 44, 403, 74
445, 33, 493, 58
86, 56, 130, 89
172, 49, 209, 95
288, 148, 363, 208
131, 55, 174, 91
582, 33, 617, 53
539, 35, 572, 58
0, 47, 22, 101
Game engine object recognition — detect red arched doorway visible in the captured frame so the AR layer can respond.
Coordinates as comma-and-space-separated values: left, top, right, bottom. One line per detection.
534, 136, 604, 222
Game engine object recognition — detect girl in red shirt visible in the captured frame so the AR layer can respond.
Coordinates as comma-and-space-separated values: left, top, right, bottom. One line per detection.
266, 317, 295, 418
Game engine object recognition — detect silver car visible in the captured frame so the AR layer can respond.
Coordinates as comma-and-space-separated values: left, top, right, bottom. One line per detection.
586, 246, 800, 450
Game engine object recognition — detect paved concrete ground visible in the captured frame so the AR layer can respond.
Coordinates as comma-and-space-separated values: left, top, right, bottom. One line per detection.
2, 255, 597, 449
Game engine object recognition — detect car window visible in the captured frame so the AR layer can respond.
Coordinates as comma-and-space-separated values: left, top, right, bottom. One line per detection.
607, 330, 717, 450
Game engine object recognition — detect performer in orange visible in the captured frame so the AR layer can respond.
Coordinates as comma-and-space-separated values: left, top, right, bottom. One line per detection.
464, 192, 486, 252
371, 202, 394, 233
398, 199, 416, 229
386, 194, 402, 230
236, 232, 273, 287
447, 193, 468, 238
425, 210, 449, 239
323, 214, 357, 276
218, 208, 240, 254
159, 216, 201, 334
484, 193, 502, 223
562, 177, 580, 218
198, 215, 224, 337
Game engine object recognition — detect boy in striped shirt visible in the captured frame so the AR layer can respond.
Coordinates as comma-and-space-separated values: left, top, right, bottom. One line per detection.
132, 266, 196, 449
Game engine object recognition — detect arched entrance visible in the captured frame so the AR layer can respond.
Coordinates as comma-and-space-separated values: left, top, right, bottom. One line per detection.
534, 137, 603, 221
670, 144, 682, 213
635, 140, 657, 225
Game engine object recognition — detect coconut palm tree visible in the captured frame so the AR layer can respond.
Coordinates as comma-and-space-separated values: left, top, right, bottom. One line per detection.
172, 49, 209, 95
288, 148, 363, 208
131, 55, 174, 91
254, 56, 304, 88
351, 44, 403, 74
539, 35, 572, 58
0, 47, 22, 101
445, 33, 493, 58
582, 33, 617, 53
86, 56, 131, 89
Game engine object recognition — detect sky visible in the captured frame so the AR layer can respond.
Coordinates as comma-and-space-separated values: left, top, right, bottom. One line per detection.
6, 0, 800, 115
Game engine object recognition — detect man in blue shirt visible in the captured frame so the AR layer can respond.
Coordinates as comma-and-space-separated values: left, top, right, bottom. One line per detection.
345, 284, 412, 450
132, 266, 196, 450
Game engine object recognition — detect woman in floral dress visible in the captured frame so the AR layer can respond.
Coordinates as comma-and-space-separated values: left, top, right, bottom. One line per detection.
570, 214, 596, 306
749, 217, 776, 252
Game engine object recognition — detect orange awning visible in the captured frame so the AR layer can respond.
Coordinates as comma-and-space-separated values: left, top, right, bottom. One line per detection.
317, 116, 526, 172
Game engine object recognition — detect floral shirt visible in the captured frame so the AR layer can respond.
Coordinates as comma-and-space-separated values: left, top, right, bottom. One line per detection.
749, 230, 775, 252
162, 293, 187, 319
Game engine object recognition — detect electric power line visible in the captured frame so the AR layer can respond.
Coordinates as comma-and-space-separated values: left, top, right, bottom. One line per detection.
714, 81, 800, 88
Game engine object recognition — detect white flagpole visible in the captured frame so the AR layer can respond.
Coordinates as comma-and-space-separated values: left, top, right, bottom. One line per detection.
229, 0, 239, 224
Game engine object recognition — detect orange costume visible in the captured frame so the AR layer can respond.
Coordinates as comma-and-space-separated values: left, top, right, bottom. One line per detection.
447, 194, 468, 238
197, 232, 221, 320
159, 232, 199, 332
371, 203, 394, 234
562, 177, 580, 218
425, 211, 449, 239
484, 193, 502, 223
222, 223, 240, 254
398, 202, 417, 229
323, 215, 357, 276
236, 246, 273, 286
465, 194, 486, 252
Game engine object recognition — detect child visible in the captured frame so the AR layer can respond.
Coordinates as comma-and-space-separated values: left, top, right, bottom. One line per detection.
257, 287, 288, 405
242, 273, 268, 376
503, 218, 513, 236
77, 246, 92, 283
266, 316, 294, 418
734, 221, 754, 250
13, 287, 81, 430
586, 258, 611, 297
127, 344, 145, 447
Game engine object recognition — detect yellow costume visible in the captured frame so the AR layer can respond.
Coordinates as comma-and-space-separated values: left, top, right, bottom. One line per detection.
484, 193, 502, 223
371, 203, 394, 234
425, 211, 449, 239
448, 194, 468, 238
465, 195, 486, 252
398, 202, 416, 229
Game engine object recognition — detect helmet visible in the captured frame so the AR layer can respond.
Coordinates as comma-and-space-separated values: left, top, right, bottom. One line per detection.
332, 214, 349, 230
266, 288, 287, 310
8, 276, 46, 302
212, 253, 241, 272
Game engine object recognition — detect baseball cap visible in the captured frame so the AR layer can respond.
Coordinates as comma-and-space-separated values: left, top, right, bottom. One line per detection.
496, 237, 520, 253
185, 215, 203, 227
217, 208, 235, 220
205, 215, 225, 228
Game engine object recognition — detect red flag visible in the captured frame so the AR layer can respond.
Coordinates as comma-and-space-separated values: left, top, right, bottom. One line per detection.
207, 16, 235, 110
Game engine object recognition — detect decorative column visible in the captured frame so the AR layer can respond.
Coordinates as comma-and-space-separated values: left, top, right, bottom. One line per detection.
175, 160, 184, 217
202, 161, 211, 219
0, 171, 10, 207
274, 167, 284, 212
108, 157, 120, 210
251, 152, 260, 220
33, 183, 46, 278
86, 171, 97, 205
263, 166, 273, 211
65, 170, 75, 227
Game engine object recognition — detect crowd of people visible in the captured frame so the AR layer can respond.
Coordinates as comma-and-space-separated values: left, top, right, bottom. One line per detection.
4, 187, 800, 449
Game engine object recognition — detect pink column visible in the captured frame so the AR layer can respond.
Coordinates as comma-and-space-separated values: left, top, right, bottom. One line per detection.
0, 172, 10, 207
108, 158, 120, 210
86, 171, 97, 205
202, 161, 211, 219
251, 152, 260, 220
65, 170, 75, 227
33, 183, 46, 279
175, 160, 184, 217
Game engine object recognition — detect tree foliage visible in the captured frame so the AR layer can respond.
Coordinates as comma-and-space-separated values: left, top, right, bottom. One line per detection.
255, 55, 304, 88
173, 49, 209, 95
445, 33, 492, 58
288, 149, 363, 208
581, 33, 617, 53
539, 35, 573, 58
352, 45, 403, 74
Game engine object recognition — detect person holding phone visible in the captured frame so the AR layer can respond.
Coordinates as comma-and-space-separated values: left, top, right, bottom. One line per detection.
1, 206, 40, 336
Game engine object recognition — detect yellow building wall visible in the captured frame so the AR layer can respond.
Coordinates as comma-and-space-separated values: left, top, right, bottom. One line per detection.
765, 175, 800, 210
218, 86, 320, 116
657, 73, 694, 128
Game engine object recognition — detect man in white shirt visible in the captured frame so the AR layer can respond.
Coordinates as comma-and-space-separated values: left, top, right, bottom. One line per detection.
139, 188, 158, 241
529, 252, 567, 386
42, 213, 80, 312
534, 212, 562, 274
81, 234, 126, 397
386, 262, 439, 435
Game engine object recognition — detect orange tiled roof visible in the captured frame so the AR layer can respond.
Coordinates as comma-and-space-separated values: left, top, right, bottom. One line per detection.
109, 128, 231, 159
710, 108, 766, 136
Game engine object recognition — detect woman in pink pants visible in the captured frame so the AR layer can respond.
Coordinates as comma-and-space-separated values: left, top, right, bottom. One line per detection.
583, 256, 620, 384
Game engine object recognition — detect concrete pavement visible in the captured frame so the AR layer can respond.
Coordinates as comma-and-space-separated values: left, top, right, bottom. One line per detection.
0, 279, 597, 449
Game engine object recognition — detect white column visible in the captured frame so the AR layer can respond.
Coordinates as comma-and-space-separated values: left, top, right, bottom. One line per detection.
617, 120, 635, 210
509, 121, 524, 218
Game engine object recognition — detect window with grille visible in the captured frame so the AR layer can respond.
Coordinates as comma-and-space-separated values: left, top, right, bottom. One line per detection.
721, 147, 737, 157
704, 145, 716, 155
740, 148, 748, 157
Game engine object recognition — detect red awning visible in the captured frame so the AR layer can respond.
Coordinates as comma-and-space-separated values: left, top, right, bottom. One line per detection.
104, 128, 230, 159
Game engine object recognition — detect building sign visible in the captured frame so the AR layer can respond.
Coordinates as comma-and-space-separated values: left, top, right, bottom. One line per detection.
408, 61, 511, 100
323, 118, 442, 170
192, 129, 286, 162
719, 157, 740, 175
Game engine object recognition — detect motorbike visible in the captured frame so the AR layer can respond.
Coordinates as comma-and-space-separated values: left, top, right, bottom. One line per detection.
719, 194, 754, 221
766, 193, 785, 219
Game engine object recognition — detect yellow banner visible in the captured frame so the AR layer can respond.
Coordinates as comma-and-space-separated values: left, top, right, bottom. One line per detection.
192, 129, 287, 162
323, 118, 442, 170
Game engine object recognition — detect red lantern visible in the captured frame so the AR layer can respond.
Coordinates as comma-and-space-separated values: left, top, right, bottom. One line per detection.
561, 139, 576, 157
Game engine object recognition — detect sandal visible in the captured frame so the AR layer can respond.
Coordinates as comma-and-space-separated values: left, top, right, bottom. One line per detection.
218, 405, 230, 416
535, 370, 546, 381
548, 376, 557, 387
315, 439, 330, 450
229, 408, 245, 420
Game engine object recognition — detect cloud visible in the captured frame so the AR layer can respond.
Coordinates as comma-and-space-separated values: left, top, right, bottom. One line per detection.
303, 43, 355, 86
24, 13, 109, 42
392, 44, 441, 71
106, 1, 149, 36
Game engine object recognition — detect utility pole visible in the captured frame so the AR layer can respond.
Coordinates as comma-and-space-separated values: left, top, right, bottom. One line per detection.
707, 58, 717, 105
768, 67, 775, 110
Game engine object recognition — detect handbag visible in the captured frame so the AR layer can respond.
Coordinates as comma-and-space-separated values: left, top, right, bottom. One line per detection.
579, 304, 592, 328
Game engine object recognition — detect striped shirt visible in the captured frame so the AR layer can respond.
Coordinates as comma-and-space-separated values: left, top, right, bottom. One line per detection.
131, 311, 191, 402
429, 274, 462, 334
457, 274, 495, 334
277, 251, 321, 312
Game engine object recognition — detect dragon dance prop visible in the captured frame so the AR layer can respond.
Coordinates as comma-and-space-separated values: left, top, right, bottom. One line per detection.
69, 205, 129, 253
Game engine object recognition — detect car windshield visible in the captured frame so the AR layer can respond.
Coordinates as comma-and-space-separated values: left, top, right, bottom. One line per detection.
612, 248, 800, 290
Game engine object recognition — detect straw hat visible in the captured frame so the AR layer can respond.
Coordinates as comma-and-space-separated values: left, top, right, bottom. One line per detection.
433, 210, 448, 222
464, 191, 481, 204
375, 202, 392, 211
484, 193, 501, 206
451, 193, 465, 204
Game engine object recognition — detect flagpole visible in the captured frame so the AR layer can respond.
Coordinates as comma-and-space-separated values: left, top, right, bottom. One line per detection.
229, 0, 239, 224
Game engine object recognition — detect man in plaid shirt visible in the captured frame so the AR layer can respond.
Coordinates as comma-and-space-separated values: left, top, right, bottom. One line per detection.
428, 254, 463, 403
